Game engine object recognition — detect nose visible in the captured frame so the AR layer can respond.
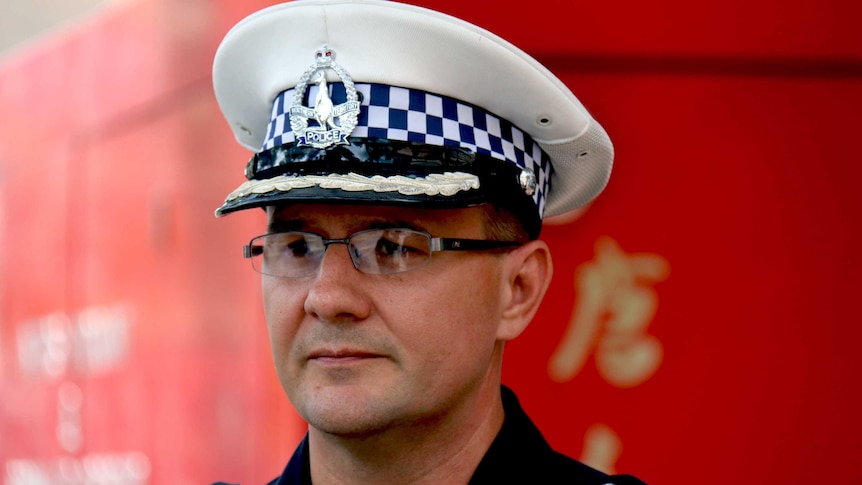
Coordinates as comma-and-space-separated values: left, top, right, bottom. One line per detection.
303, 242, 371, 323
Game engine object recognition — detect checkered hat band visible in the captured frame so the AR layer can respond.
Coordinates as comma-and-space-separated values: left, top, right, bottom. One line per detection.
262, 83, 551, 214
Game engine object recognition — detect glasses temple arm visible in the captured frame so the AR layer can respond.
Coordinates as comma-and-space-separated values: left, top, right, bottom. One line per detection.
431, 238, 522, 252
243, 244, 264, 259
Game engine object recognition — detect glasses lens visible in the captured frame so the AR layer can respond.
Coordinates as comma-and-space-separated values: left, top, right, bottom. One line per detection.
254, 232, 325, 277
349, 229, 432, 274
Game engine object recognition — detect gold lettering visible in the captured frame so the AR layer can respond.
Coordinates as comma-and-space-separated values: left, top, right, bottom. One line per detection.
548, 236, 669, 387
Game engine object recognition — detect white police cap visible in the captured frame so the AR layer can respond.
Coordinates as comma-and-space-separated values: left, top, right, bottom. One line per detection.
213, 0, 613, 236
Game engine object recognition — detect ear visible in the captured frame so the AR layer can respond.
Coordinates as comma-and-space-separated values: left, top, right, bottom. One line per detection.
497, 240, 553, 341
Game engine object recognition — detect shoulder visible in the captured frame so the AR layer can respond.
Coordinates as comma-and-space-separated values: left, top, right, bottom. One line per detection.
474, 386, 648, 485
472, 446, 647, 484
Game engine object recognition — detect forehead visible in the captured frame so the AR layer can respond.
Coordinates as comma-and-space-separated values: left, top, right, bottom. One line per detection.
268, 203, 488, 235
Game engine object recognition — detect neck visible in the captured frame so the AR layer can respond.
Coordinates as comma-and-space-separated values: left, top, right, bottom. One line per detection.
307, 377, 505, 485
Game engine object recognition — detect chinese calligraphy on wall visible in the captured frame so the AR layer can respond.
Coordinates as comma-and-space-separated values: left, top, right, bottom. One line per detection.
549, 236, 669, 472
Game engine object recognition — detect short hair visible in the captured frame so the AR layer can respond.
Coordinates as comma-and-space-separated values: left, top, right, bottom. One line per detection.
479, 203, 533, 243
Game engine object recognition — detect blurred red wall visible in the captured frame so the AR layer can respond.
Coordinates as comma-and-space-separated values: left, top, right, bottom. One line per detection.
1, 0, 860, 483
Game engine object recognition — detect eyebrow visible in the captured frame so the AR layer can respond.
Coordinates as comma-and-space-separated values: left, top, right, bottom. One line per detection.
267, 219, 303, 234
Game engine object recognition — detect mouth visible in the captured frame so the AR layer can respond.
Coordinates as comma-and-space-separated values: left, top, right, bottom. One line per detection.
307, 348, 387, 365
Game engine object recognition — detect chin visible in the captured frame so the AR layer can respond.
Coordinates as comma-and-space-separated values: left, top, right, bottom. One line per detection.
302, 401, 400, 439
290, 381, 407, 436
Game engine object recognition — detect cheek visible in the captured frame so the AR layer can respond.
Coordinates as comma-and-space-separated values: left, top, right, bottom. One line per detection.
393, 263, 504, 364
262, 279, 306, 353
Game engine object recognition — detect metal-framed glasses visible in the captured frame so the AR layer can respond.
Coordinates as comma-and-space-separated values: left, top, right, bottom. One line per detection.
244, 228, 522, 278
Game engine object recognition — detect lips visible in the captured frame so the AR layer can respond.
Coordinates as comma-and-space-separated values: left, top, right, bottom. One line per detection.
307, 348, 386, 363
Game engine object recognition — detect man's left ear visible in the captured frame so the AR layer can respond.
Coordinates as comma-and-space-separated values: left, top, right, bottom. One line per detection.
497, 240, 553, 341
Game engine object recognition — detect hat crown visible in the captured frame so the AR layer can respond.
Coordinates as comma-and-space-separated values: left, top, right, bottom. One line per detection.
213, 0, 613, 222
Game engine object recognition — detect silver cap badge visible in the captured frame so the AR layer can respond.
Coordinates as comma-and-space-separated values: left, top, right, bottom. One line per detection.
289, 48, 360, 149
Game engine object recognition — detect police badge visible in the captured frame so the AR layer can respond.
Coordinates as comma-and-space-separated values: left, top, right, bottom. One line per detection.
289, 48, 360, 149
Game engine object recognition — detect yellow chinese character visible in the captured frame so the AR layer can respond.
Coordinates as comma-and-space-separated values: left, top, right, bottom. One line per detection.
548, 236, 669, 387
580, 423, 622, 474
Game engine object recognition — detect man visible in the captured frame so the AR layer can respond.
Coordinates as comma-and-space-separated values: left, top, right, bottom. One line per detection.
212, 1, 647, 483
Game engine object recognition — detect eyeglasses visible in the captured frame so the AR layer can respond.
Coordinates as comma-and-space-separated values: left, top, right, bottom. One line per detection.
244, 228, 522, 278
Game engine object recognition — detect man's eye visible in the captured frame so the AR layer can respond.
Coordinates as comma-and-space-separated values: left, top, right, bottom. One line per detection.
285, 237, 310, 256
376, 238, 406, 257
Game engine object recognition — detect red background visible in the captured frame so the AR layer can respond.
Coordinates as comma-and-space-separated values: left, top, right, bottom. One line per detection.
1, 0, 860, 483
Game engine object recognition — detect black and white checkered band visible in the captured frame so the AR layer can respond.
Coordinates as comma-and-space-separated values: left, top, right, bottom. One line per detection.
261, 82, 552, 215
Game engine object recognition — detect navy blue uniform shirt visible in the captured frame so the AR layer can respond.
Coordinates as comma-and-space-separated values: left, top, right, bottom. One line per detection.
216, 386, 647, 485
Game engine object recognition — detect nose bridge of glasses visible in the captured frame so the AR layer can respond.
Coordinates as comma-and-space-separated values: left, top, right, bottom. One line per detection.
321, 236, 364, 269
321, 236, 352, 248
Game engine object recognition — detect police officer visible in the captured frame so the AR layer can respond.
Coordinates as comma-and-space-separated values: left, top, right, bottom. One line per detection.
212, 1, 647, 483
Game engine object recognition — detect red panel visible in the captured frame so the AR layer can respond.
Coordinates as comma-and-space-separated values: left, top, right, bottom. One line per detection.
2, 0, 860, 483
402, 0, 862, 60
505, 73, 862, 483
